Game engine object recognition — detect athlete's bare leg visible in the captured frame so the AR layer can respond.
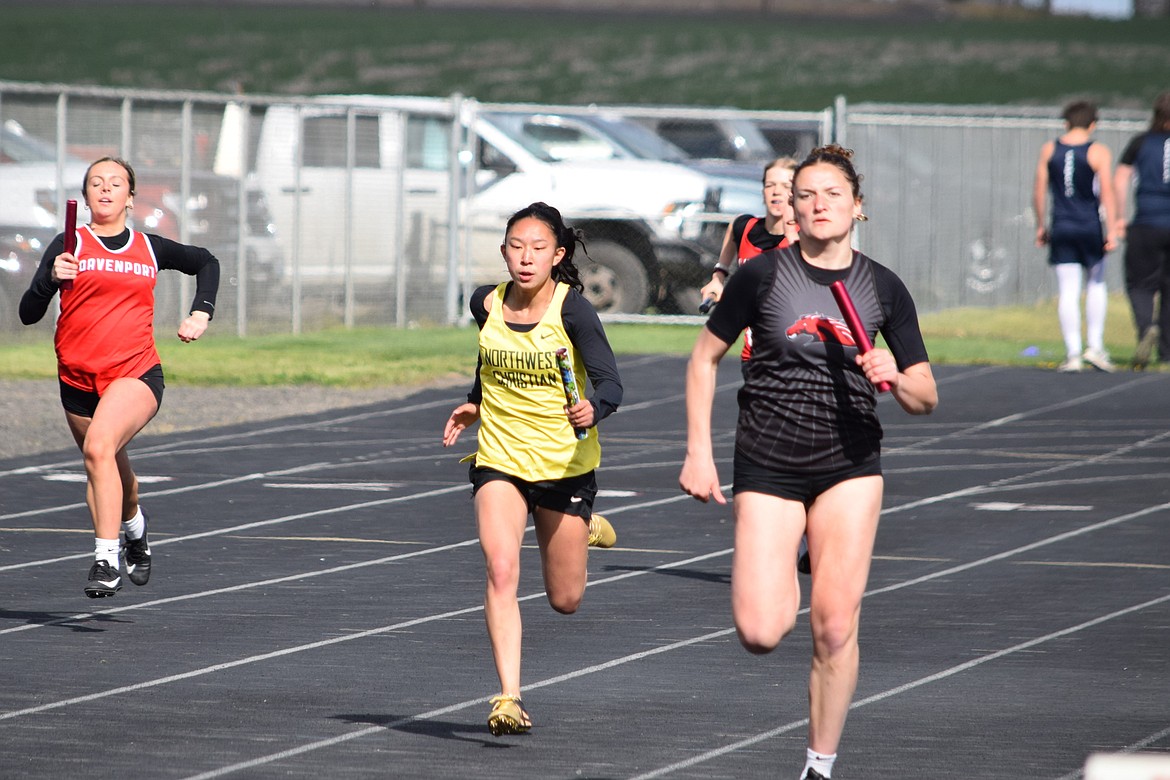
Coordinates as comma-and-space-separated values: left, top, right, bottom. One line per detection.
730, 491, 806, 653
804, 474, 883, 756
476, 481, 530, 697
533, 506, 589, 615
65, 377, 158, 540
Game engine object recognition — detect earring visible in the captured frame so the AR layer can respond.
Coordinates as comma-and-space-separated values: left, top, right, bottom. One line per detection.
855, 213, 868, 222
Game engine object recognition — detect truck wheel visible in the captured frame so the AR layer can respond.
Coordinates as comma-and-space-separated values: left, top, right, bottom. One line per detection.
580, 240, 649, 314
670, 286, 705, 315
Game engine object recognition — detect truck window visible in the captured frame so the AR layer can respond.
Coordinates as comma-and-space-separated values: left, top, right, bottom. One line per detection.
406, 116, 450, 171
654, 119, 735, 160
302, 115, 380, 168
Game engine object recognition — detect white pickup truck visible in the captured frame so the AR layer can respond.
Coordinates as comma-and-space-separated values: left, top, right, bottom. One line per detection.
222, 95, 726, 314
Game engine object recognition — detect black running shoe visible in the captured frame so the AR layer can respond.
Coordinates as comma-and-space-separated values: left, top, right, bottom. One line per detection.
797, 535, 811, 575
805, 770, 828, 780
84, 561, 122, 598
124, 511, 152, 586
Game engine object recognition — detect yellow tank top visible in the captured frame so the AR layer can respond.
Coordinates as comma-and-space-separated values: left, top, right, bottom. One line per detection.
475, 282, 601, 481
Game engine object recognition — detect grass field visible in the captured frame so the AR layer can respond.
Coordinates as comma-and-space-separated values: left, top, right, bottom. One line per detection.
0, 5, 1167, 110
0, 297, 1148, 387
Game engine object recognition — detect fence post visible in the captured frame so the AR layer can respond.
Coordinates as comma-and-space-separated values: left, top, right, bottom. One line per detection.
445, 92, 464, 325
834, 94, 848, 146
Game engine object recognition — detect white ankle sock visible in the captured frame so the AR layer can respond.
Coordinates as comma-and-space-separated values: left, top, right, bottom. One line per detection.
802, 748, 837, 778
122, 507, 146, 540
94, 538, 120, 568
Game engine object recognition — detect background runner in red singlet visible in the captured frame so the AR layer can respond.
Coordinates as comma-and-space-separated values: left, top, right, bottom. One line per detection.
20, 157, 220, 599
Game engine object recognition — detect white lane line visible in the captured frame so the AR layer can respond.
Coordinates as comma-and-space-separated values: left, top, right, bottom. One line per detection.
0, 548, 732, 720
0, 354, 671, 480
0, 395, 463, 478
4, 490, 1167, 729
1054, 724, 1170, 780
628, 592, 1170, 780
0, 484, 469, 573
175, 503, 1170, 780
5, 421, 1168, 633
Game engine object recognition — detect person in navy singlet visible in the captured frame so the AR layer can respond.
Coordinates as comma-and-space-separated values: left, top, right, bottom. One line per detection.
20, 157, 219, 599
680, 145, 937, 780
1114, 92, 1170, 368
1032, 101, 1119, 373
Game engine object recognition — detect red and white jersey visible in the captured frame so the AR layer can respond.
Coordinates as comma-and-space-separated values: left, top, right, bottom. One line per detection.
55, 226, 160, 395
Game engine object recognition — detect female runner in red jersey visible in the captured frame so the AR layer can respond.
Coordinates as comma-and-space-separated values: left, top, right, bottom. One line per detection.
20, 157, 220, 598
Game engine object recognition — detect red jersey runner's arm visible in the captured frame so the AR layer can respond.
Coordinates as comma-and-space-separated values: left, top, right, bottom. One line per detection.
19, 235, 67, 325
148, 234, 220, 319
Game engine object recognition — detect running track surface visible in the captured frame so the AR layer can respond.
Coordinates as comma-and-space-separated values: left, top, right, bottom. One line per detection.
1, 358, 1168, 779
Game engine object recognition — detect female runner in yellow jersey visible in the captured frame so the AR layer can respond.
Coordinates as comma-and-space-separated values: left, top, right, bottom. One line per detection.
443, 202, 623, 736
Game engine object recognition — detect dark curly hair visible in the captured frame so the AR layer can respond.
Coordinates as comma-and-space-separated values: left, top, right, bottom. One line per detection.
504, 202, 585, 293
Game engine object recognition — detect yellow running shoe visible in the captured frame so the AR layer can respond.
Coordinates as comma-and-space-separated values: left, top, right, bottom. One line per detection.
587, 514, 616, 548
487, 694, 531, 736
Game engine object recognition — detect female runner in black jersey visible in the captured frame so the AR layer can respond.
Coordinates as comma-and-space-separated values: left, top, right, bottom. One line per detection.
680, 145, 937, 780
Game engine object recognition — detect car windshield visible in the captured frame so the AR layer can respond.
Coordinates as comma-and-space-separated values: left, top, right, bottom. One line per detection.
581, 116, 689, 163
484, 112, 622, 163
0, 121, 65, 163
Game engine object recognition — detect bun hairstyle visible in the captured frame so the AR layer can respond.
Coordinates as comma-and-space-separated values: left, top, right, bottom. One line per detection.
504, 201, 586, 293
81, 156, 137, 197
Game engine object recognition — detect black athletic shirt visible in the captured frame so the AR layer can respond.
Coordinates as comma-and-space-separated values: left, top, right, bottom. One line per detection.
1119, 132, 1170, 229
19, 229, 220, 326
707, 244, 929, 473
466, 283, 623, 424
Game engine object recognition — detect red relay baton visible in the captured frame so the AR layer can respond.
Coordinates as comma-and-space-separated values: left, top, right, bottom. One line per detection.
830, 280, 891, 393
60, 199, 77, 291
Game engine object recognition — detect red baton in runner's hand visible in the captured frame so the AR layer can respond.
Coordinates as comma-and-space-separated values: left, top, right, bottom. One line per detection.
60, 199, 77, 291
830, 280, 891, 393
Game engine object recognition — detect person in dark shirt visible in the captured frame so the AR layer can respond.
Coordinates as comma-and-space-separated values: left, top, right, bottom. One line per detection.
1031, 101, 1119, 373
20, 157, 219, 599
1114, 92, 1170, 368
680, 145, 937, 780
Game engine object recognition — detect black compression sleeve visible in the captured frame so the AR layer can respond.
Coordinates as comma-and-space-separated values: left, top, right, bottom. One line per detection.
465, 285, 495, 404
148, 234, 220, 318
19, 235, 65, 326
562, 289, 623, 422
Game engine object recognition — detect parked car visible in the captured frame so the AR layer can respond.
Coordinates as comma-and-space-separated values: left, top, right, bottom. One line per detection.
0, 119, 283, 310
481, 109, 770, 311
628, 113, 778, 163
235, 96, 733, 314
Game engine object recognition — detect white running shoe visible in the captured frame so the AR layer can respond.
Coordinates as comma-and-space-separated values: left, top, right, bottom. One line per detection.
1082, 348, 1116, 373
1057, 356, 1083, 373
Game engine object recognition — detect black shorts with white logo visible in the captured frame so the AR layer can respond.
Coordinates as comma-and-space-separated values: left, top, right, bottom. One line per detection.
469, 465, 597, 520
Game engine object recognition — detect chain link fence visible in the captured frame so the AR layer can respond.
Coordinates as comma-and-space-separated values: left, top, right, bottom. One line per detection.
0, 80, 1149, 338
